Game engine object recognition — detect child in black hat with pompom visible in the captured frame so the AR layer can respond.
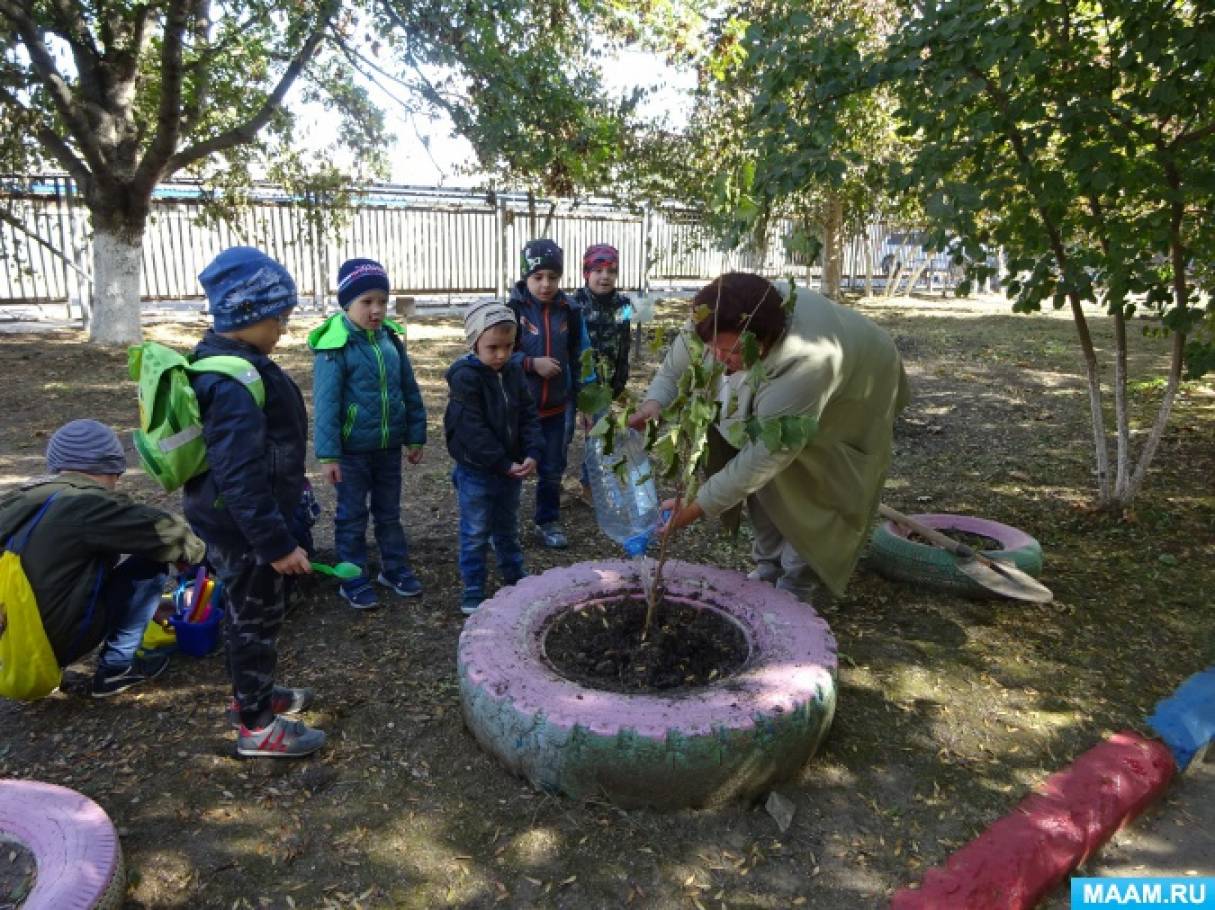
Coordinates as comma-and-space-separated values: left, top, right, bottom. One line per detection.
506, 239, 588, 550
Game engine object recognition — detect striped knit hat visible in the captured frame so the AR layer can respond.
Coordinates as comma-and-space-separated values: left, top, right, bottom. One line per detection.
583, 243, 619, 277
337, 258, 390, 308
46, 419, 127, 475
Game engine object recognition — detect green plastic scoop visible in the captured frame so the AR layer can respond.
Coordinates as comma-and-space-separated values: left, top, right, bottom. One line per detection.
310, 560, 362, 580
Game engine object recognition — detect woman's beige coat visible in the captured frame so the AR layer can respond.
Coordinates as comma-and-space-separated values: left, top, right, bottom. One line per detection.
645, 286, 910, 596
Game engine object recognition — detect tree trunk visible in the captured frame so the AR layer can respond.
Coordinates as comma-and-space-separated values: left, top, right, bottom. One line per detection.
1111, 306, 1130, 495
1121, 331, 1185, 504
821, 195, 843, 300
89, 224, 144, 344
863, 235, 874, 298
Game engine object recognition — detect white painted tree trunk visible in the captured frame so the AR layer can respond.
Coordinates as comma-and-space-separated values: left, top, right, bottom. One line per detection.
89, 226, 144, 344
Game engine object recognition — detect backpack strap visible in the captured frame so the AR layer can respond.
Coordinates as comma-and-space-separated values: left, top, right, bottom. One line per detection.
186, 356, 266, 409
4, 492, 60, 555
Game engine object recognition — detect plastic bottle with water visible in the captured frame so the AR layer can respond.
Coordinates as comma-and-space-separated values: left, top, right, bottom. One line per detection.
583, 429, 660, 556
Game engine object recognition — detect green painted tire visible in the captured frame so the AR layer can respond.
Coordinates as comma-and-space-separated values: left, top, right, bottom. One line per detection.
458, 560, 838, 810
868, 513, 1043, 597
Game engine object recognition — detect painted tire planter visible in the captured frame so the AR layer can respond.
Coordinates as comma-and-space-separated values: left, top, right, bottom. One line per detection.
0, 779, 124, 909
458, 559, 838, 809
869, 512, 1043, 596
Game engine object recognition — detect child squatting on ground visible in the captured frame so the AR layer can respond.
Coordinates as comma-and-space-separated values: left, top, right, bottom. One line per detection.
184, 247, 324, 759
0, 419, 206, 697
444, 302, 545, 615
571, 243, 633, 499
506, 239, 589, 550
308, 258, 427, 610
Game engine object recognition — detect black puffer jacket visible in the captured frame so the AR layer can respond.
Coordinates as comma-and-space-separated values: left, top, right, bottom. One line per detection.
444, 354, 544, 474
182, 332, 308, 563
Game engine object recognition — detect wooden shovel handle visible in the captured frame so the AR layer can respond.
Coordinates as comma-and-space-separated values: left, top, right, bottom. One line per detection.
878, 504, 975, 558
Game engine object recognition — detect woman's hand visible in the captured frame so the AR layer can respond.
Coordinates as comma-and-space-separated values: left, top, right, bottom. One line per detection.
627, 399, 662, 431
406, 446, 424, 465
321, 463, 342, 485
532, 357, 562, 379
657, 498, 704, 534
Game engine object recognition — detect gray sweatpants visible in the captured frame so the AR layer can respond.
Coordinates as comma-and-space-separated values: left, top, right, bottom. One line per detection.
747, 494, 835, 609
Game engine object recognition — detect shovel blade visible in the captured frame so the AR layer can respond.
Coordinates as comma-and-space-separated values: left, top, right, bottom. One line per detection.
957, 556, 1053, 603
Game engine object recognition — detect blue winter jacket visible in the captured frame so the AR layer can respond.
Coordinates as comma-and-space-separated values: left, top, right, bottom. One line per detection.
308, 314, 427, 461
183, 332, 308, 563
507, 281, 589, 419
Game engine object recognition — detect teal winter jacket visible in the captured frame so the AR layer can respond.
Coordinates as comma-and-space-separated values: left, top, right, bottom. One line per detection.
309, 314, 427, 461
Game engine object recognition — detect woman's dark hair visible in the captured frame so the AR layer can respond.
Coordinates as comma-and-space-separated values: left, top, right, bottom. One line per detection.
693, 272, 788, 349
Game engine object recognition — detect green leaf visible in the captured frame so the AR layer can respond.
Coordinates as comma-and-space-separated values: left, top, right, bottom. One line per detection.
741, 331, 761, 368
723, 420, 749, 448
577, 384, 612, 415
758, 418, 783, 452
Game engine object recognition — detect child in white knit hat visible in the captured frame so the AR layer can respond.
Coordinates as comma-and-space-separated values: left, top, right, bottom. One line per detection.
443, 302, 544, 614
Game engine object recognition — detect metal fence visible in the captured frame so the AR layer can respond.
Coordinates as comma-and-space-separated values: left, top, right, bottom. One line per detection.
0, 175, 934, 312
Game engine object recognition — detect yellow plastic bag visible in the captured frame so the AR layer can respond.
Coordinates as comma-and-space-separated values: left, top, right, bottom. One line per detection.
0, 549, 62, 700
140, 617, 176, 650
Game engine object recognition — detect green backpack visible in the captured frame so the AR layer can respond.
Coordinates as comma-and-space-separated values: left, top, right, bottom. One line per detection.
128, 342, 265, 493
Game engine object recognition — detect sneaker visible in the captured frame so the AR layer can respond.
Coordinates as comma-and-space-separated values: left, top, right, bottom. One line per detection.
225, 686, 316, 728
91, 652, 170, 698
460, 588, 485, 615
339, 576, 378, 610
377, 567, 423, 597
236, 716, 326, 759
534, 523, 568, 549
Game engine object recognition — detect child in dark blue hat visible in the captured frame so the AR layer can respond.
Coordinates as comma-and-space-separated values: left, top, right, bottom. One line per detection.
507, 239, 589, 549
307, 258, 427, 609
185, 246, 324, 759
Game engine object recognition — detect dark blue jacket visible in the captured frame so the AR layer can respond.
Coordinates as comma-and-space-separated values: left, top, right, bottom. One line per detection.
183, 332, 308, 563
444, 355, 544, 475
308, 313, 427, 461
507, 282, 588, 418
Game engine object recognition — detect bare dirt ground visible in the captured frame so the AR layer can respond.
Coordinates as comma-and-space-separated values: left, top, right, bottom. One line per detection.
1, 292, 1212, 909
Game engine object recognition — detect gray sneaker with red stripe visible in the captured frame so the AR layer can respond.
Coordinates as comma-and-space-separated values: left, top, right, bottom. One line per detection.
236, 716, 326, 758
226, 686, 315, 728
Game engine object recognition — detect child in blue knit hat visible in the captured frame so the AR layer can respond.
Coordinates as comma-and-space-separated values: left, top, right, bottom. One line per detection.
307, 258, 427, 609
185, 246, 325, 759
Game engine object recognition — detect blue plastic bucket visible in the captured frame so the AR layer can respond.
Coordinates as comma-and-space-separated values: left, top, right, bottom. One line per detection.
169, 607, 224, 657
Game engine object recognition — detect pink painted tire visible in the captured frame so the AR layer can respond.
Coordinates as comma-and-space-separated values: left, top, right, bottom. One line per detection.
0, 779, 124, 909
458, 559, 838, 809
869, 513, 1043, 596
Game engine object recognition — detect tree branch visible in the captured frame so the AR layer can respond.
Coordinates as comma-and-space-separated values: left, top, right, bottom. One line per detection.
45, 0, 103, 104
133, 0, 191, 188
107, 4, 155, 95
1171, 121, 1215, 148
0, 202, 92, 280
0, 84, 93, 189
0, 0, 109, 174
178, 0, 214, 135
160, 5, 334, 179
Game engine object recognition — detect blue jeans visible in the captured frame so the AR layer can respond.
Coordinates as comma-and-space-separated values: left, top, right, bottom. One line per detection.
334, 449, 410, 574
95, 556, 168, 673
535, 409, 575, 525
453, 464, 525, 595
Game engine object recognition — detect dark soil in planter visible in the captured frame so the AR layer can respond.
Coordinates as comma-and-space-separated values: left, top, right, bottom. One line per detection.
0, 836, 36, 908
543, 597, 749, 693
908, 529, 1004, 551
